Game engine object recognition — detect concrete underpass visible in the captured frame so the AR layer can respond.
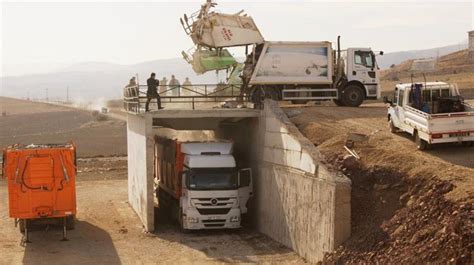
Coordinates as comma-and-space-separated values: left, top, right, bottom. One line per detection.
126, 100, 351, 263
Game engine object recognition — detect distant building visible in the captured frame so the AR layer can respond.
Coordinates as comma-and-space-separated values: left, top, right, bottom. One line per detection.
469, 30, 474, 63
411, 58, 436, 71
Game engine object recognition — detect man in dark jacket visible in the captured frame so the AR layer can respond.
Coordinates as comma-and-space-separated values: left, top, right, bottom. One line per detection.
145, 72, 163, 111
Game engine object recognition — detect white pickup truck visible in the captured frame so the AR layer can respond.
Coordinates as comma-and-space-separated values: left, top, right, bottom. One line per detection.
384, 82, 474, 150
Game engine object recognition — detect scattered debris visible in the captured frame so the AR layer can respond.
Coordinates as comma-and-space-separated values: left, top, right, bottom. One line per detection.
284, 109, 302, 118
118, 227, 128, 234
341, 154, 360, 171
345, 132, 369, 148
344, 145, 360, 159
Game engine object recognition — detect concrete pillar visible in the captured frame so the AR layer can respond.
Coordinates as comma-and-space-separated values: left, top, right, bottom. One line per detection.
127, 113, 155, 232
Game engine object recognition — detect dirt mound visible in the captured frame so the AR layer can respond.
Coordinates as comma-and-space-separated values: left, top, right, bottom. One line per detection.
322, 162, 472, 264
287, 104, 473, 263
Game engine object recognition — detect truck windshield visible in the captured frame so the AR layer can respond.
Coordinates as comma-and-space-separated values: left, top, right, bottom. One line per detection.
187, 168, 238, 190
354, 51, 374, 68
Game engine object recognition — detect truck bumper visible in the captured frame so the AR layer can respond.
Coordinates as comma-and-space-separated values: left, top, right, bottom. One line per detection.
430, 135, 474, 144
183, 208, 241, 230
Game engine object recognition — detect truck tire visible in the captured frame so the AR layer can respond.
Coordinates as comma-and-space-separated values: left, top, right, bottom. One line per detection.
265, 87, 280, 100
19, 219, 25, 234
66, 215, 75, 230
290, 100, 309, 105
333, 99, 346, 106
250, 87, 264, 107
389, 117, 397, 133
342, 85, 364, 107
415, 132, 429, 150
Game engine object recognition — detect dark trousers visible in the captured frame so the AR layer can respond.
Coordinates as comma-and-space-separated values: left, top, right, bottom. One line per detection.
145, 93, 161, 111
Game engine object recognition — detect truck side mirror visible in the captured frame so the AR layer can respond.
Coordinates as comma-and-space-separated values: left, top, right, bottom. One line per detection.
238, 168, 252, 187
379, 51, 384, 56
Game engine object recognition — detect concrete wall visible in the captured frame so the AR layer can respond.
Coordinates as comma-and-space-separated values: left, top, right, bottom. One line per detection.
218, 100, 351, 263
127, 114, 155, 231
127, 101, 351, 262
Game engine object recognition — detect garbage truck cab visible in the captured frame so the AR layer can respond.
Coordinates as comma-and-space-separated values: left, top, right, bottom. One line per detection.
344, 48, 381, 100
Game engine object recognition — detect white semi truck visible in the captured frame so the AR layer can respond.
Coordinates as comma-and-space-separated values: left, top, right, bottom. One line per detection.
180, 0, 383, 106
155, 138, 253, 230
384, 82, 474, 150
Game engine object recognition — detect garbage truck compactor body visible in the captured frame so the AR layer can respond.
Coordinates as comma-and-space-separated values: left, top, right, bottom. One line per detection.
180, 0, 383, 107
2, 143, 77, 239
243, 40, 382, 107
155, 138, 253, 230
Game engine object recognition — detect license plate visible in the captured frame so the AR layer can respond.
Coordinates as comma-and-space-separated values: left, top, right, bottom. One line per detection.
449, 132, 469, 137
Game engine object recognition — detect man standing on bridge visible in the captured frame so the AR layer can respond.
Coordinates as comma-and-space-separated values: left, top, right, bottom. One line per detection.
145, 73, 163, 111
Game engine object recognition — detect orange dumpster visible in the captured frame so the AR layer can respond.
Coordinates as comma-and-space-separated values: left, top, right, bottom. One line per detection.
2, 143, 77, 241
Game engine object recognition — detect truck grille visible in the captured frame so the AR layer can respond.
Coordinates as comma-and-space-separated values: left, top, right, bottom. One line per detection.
196, 208, 231, 215
192, 197, 236, 208
202, 219, 226, 223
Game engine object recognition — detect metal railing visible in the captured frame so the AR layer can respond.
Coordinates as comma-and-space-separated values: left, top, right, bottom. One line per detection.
123, 83, 250, 113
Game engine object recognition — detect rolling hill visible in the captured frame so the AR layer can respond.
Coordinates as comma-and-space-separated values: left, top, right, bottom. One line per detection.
1, 58, 219, 100
380, 49, 474, 97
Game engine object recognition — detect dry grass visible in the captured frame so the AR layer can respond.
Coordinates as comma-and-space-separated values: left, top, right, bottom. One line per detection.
380, 49, 474, 92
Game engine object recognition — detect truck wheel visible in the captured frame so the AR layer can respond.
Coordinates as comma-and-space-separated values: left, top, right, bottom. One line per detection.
333, 99, 346, 106
264, 87, 280, 100
19, 219, 25, 234
342, 85, 364, 107
415, 132, 429, 150
66, 215, 75, 230
291, 100, 309, 105
389, 117, 397, 133
250, 88, 264, 107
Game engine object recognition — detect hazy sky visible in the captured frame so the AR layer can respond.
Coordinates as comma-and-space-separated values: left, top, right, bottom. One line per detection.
1, 0, 473, 76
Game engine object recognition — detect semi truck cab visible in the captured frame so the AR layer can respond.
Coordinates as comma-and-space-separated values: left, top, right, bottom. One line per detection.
157, 140, 252, 231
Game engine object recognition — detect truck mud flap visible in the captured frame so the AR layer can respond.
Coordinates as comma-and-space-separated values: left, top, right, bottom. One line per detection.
282, 88, 338, 100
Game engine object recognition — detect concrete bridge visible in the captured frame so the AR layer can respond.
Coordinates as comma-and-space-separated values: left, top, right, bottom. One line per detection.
125, 101, 351, 263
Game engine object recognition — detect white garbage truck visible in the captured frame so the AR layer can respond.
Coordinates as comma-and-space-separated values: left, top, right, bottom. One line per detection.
180, 0, 383, 106
384, 82, 474, 150
155, 138, 253, 230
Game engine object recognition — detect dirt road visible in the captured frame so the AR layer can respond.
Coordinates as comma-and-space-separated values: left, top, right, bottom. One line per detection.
286, 102, 473, 263
0, 97, 303, 264
0, 163, 303, 264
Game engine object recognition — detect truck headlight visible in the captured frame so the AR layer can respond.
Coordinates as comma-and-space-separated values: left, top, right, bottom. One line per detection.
230, 216, 240, 222
187, 217, 199, 223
